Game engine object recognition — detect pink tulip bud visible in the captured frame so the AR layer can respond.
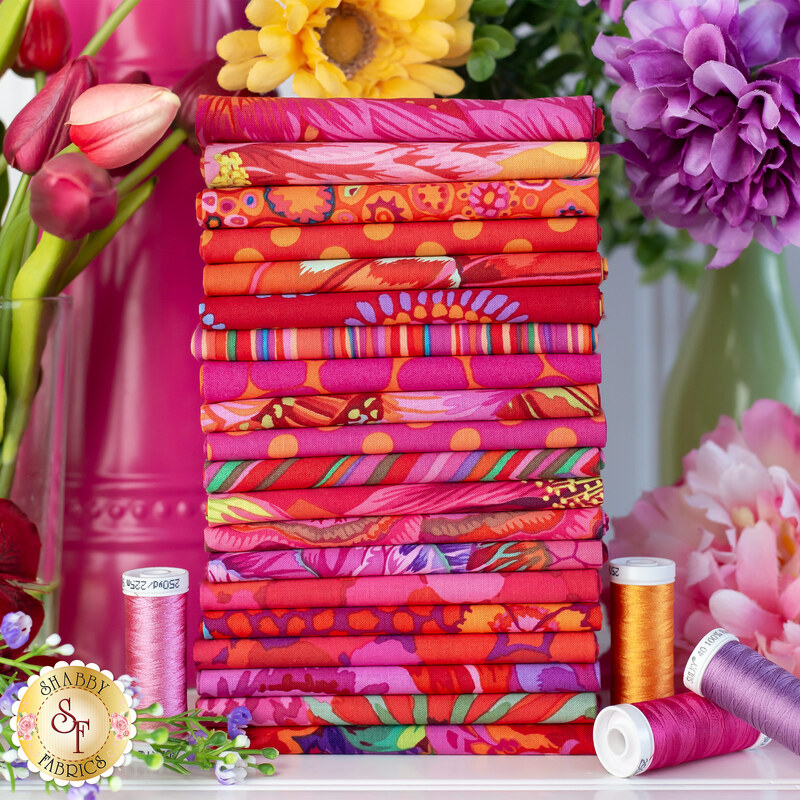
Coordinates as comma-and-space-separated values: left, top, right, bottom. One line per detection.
30, 152, 117, 240
172, 56, 254, 154
14, 0, 71, 76
68, 83, 180, 169
3, 55, 97, 175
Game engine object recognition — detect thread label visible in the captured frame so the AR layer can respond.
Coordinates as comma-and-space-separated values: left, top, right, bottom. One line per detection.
123, 575, 183, 593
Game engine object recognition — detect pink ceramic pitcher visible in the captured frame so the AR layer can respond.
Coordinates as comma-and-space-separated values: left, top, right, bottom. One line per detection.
60, 0, 246, 675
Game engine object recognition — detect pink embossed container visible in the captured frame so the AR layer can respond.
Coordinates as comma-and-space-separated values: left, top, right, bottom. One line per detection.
59, 0, 246, 675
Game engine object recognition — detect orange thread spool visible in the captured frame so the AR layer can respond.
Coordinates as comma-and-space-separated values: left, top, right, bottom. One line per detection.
610, 557, 675, 705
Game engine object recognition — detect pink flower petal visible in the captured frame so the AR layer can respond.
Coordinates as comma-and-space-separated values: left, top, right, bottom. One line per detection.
708, 588, 783, 640
735, 521, 780, 612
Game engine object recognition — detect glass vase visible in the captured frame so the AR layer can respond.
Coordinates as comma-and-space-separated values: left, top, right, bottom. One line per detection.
3, 296, 71, 635
659, 243, 800, 484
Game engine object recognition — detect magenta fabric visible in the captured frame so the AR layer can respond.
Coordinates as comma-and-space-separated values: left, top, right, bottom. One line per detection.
195, 95, 604, 145
205, 416, 607, 461
199, 354, 602, 402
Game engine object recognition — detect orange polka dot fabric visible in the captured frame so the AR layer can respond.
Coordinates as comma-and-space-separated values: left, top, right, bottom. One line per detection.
192, 97, 608, 749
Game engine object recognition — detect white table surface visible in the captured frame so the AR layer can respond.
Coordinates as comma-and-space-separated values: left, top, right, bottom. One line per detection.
11, 741, 800, 798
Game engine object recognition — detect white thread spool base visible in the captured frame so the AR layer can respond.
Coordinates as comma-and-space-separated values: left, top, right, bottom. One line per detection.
122, 566, 190, 597
609, 557, 676, 586
593, 704, 655, 777
683, 628, 740, 696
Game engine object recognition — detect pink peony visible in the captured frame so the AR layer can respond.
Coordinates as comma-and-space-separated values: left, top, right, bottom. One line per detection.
17, 712, 36, 740
109, 712, 130, 740
612, 399, 800, 676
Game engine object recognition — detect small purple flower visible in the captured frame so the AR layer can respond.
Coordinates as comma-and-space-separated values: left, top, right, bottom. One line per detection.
215, 755, 247, 786
227, 706, 252, 740
577, 0, 624, 22
594, 0, 800, 267
0, 682, 26, 716
67, 785, 99, 800
0, 612, 32, 649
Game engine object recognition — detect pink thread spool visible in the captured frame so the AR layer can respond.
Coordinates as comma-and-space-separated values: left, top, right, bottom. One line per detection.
594, 693, 769, 777
122, 567, 189, 716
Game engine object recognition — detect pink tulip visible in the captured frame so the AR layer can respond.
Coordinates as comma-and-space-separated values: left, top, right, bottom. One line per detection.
68, 83, 180, 169
3, 55, 97, 175
14, 0, 70, 76
30, 152, 117, 240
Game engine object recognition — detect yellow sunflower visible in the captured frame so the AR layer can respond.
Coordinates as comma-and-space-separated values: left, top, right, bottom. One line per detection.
217, 0, 473, 98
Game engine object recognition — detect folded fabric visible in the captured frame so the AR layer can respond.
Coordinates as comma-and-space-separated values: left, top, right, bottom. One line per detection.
207, 540, 606, 581
204, 508, 606, 552
197, 179, 600, 229
199, 288, 604, 332
201, 602, 602, 638
196, 662, 603, 698
195, 96, 604, 145
206, 478, 604, 525
192, 322, 597, 361
202, 252, 607, 296
197, 692, 598, 726
205, 416, 608, 460
241, 723, 596, 755
204, 449, 603, 493
200, 571, 602, 610
193, 632, 599, 669
200, 354, 603, 402
200, 386, 602, 433
203, 142, 600, 188
199, 218, 600, 263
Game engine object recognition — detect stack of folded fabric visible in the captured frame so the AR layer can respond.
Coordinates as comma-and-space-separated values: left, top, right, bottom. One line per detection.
192, 95, 607, 756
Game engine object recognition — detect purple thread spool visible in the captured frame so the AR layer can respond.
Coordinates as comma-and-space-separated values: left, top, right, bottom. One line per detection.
685, 627, 800, 756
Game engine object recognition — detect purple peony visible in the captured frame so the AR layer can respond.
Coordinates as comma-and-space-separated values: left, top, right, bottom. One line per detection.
594, 0, 800, 267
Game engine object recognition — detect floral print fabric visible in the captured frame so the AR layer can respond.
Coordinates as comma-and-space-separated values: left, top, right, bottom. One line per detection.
202, 141, 600, 188
201, 252, 607, 297
197, 692, 598, 726
197, 179, 599, 229
196, 663, 602, 698
200, 602, 602, 639
203, 508, 606, 553
195, 96, 603, 145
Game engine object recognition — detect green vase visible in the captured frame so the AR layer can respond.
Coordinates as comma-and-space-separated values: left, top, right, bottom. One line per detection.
659, 242, 800, 484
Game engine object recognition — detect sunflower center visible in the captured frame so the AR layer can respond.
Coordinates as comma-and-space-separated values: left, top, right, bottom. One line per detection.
320, 4, 376, 79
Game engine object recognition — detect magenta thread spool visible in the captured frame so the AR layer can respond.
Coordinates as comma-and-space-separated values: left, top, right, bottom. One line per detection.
685, 627, 800, 756
594, 693, 769, 777
122, 567, 189, 715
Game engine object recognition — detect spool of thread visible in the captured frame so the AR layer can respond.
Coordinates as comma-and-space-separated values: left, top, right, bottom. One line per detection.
594, 693, 770, 777
122, 566, 189, 716
685, 627, 800, 756
610, 557, 675, 704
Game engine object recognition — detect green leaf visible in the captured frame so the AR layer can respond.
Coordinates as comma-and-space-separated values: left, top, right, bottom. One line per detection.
533, 52, 584, 84
470, 0, 507, 15
475, 25, 517, 58
0, 122, 7, 220
466, 51, 496, 82
471, 36, 501, 54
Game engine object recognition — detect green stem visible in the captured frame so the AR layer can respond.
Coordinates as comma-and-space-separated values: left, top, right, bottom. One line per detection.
34, 70, 45, 92
3, 173, 30, 226
0, 155, 7, 179
21, 217, 38, 263
116, 129, 187, 197
80, 0, 142, 57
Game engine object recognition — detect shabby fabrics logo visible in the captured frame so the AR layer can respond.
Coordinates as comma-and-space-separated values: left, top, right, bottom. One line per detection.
10, 660, 136, 786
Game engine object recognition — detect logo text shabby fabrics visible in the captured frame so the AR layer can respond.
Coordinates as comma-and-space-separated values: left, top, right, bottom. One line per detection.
10, 660, 136, 786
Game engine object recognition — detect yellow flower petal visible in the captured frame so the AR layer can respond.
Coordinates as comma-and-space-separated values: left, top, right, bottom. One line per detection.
423, 0, 456, 21
292, 68, 330, 97
379, 77, 435, 97
378, 0, 425, 20
315, 59, 347, 94
217, 30, 262, 62
407, 63, 464, 95
285, 0, 311, 34
246, 0, 284, 26
258, 25, 296, 58
450, 0, 473, 20
217, 57, 262, 90
247, 54, 301, 93
443, 19, 473, 60
410, 20, 454, 59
